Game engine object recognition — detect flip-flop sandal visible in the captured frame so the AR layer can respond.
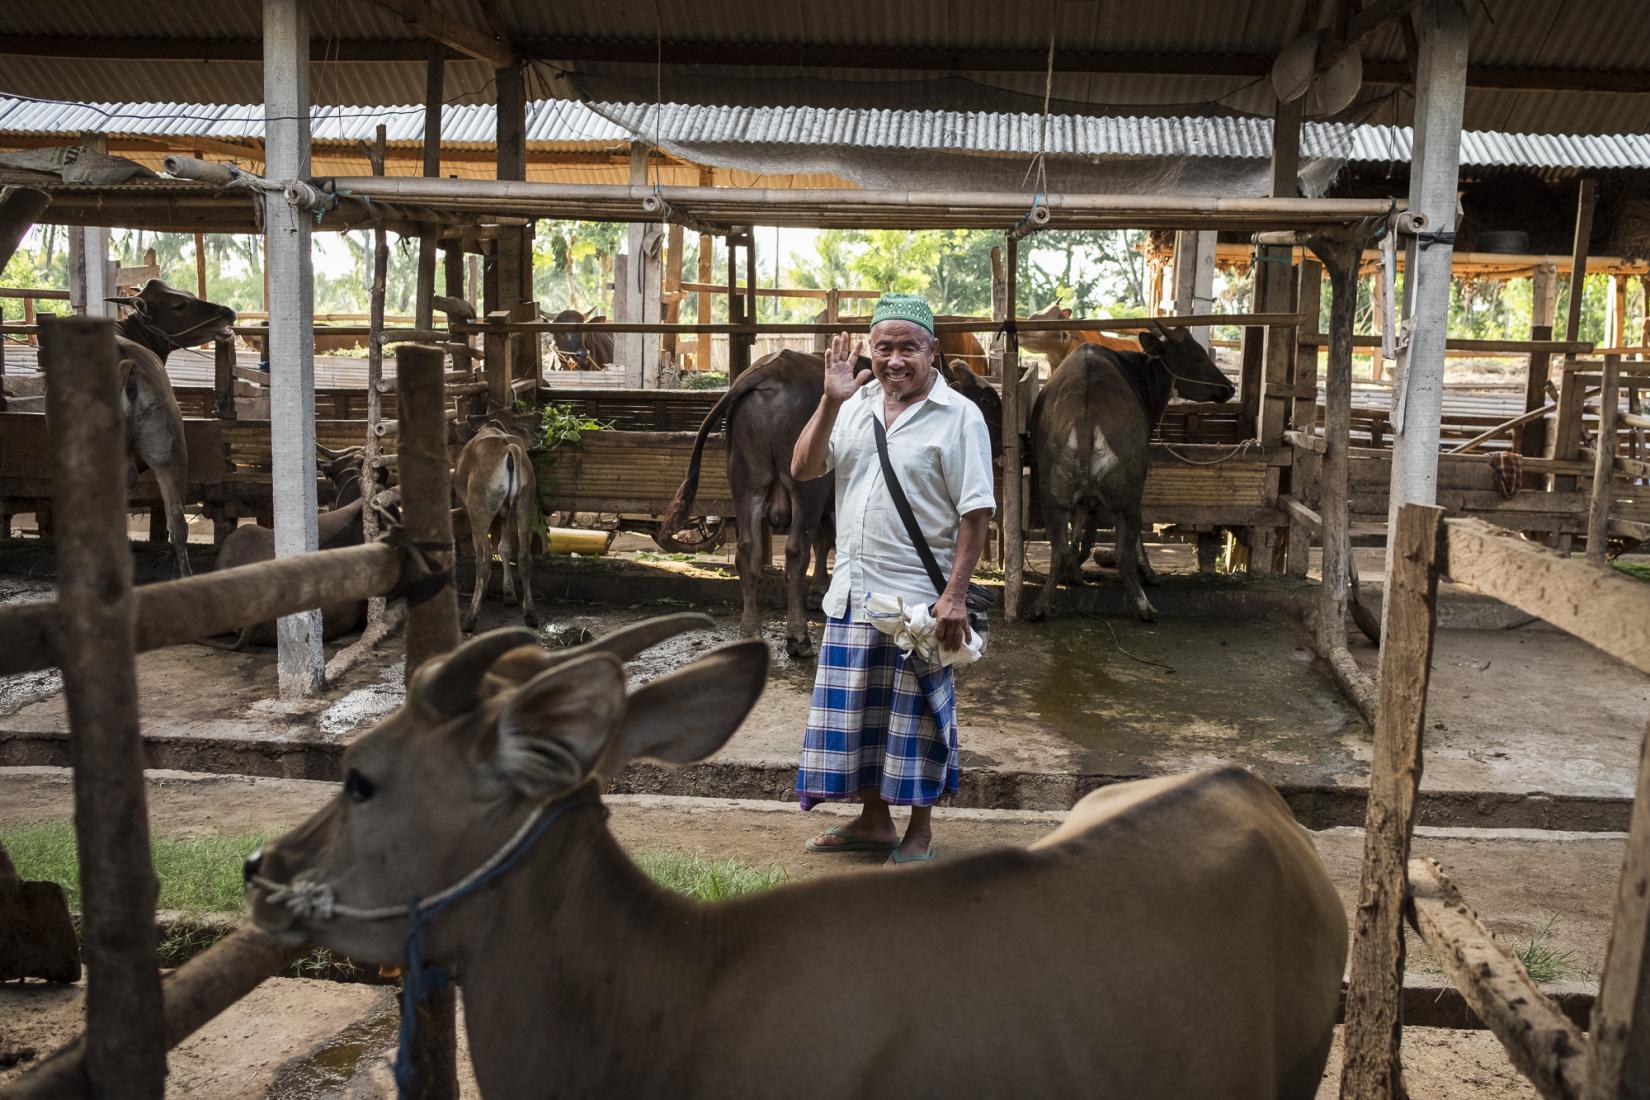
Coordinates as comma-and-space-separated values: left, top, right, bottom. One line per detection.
805, 826, 898, 854
890, 845, 938, 864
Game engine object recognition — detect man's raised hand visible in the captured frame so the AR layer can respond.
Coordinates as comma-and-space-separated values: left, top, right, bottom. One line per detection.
823, 331, 870, 404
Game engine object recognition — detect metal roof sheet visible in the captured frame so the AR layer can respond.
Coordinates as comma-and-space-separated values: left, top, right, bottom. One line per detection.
5, 95, 1650, 176
2, 0, 1649, 133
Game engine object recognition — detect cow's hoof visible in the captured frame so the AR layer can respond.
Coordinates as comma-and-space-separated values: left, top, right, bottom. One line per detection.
1135, 606, 1158, 623
785, 636, 814, 659
523, 610, 540, 628
1026, 606, 1049, 623
460, 616, 479, 634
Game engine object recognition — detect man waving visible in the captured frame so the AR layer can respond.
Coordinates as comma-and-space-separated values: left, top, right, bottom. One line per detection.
790, 293, 996, 863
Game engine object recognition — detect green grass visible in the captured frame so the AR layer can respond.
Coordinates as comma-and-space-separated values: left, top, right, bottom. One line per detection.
1614, 560, 1650, 583
633, 851, 789, 900
2, 822, 268, 913
1515, 914, 1576, 984
2, 822, 787, 916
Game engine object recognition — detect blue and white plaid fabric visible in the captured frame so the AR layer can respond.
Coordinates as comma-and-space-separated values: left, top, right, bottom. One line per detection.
796, 616, 959, 809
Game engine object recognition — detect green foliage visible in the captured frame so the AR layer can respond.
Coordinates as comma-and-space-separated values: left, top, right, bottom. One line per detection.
538, 402, 612, 450
534, 220, 628, 313
1515, 914, 1576, 983
680, 370, 729, 390
1613, 560, 1650, 582
2, 822, 267, 913
632, 850, 789, 901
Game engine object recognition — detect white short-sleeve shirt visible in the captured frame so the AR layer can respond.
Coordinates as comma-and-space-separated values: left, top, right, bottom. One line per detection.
821, 369, 997, 622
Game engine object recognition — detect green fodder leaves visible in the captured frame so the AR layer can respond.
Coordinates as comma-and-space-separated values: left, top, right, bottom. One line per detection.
633, 851, 788, 902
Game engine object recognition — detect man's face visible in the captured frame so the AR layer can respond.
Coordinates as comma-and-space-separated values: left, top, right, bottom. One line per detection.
869, 320, 935, 400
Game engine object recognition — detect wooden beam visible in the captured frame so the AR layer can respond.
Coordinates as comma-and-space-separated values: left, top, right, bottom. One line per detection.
1566, 180, 1600, 345
1002, 233, 1024, 620
1408, 857, 1589, 1100
362, 0, 512, 69
1443, 517, 1650, 675
1583, 721, 1650, 1099
1340, 503, 1446, 1100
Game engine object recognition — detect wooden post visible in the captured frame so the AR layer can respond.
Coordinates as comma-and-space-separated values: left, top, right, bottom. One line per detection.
414, 42, 443, 331
1583, 720, 1650, 1099
264, 0, 323, 697
494, 63, 530, 385
1254, 246, 1297, 575
661, 220, 685, 382
1532, 262, 1558, 331
1380, 0, 1469, 637
1288, 260, 1324, 578
727, 230, 751, 382
1339, 503, 1446, 1100
484, 310, 512, 411
619, 144, 664, 386
193, 229, 208, 300
1611, 275, 1627, 350
1002, 233, 1024, 621
1520, 324, 1555, 457
1588, 354, 1621, 565
43, 317, 165, 1097
213, 333, 236, 420
395, 343, 461, 1100
693, 166, 714, 373
1369, 265, 1386, 382
361, 124, 390, 634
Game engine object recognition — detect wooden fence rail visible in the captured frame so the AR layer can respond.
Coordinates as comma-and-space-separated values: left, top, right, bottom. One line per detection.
5, 337, 462, 1100
1339, 507, 1650, 1100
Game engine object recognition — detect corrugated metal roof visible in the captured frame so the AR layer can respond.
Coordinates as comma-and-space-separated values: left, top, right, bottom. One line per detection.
6, 95, 1650, 175
3, 0, 1650, 134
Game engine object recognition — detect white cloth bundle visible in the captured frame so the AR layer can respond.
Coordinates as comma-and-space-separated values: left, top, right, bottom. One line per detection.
863, 593, 985, 668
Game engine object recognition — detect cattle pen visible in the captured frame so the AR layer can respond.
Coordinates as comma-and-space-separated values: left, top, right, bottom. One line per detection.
6, 0, 1650, 1096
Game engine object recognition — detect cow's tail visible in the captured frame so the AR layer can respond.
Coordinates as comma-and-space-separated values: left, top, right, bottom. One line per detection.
661, 374, 756, 536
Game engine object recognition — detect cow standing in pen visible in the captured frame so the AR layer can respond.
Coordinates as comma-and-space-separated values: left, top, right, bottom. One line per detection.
247, 615, 1349, 1100
455, 421, 539, 632
105, 279, 236, 577
1028, 321, 1235, 621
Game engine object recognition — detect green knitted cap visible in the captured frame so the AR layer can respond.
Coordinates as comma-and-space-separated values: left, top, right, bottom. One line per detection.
869, 292, 935, 336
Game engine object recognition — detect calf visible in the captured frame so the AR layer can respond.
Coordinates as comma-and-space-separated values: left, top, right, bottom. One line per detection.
212, 499, 370, 648
248, 615, 1347, 1100
108, 279, 236, 576
455, 421, 539, 631
1029, 322, 1235, 621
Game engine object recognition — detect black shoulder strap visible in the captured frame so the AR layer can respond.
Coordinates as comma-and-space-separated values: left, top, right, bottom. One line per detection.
871, 415, 949, 597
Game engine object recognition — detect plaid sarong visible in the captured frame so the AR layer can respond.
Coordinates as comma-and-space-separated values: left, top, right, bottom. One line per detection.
796, 616, 960, 810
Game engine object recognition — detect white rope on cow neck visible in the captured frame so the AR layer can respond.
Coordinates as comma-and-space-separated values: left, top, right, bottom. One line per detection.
251, 799, 557, 923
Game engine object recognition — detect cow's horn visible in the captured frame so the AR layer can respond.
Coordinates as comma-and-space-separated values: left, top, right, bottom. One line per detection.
413, 627, 539, 716
1149, 318, 1169, 335
540, 612, 714, 670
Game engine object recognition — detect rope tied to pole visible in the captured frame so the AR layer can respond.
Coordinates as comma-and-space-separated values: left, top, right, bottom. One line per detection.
380, 523, 451, 607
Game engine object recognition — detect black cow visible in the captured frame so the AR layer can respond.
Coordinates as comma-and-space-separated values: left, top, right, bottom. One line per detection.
1027, 323, 1235, 622
547, 307, 613, 370
663, 350, 1002, 657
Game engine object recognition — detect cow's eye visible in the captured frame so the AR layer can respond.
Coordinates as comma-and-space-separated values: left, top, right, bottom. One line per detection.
344, 769, 376, 803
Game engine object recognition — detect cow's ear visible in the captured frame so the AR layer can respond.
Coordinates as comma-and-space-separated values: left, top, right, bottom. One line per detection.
602, 640, 768, 775
489, 653, 627, 799
1061, 308, 1072, 319
1139, 330, 1166, 356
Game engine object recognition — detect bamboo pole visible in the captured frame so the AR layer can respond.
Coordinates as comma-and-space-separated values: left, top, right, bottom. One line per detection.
1339, 503, 1446, 1100
1588, 354, 1621, 565
456, 310, 1304, 338
394, 341, 462, 1099
362, 124, 389, 632
43, 316, 166, 1097
1002, 233, 1024, 620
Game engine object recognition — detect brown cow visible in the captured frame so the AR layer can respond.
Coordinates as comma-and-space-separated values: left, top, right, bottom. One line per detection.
546, 307, 613, 370
247, 616, 1347, 1100
108, 280, 237, 577
1018, 302, 1138, 367
455, 421, 539, 632
663, 350, 1000, 657
1028, 323, 1235, 622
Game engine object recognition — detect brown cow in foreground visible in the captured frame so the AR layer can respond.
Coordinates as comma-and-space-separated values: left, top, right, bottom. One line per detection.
109, 279, 237, 576
662, 350, 1001, 656
247, 616, 1347, 1099
455, 422, 539, 632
